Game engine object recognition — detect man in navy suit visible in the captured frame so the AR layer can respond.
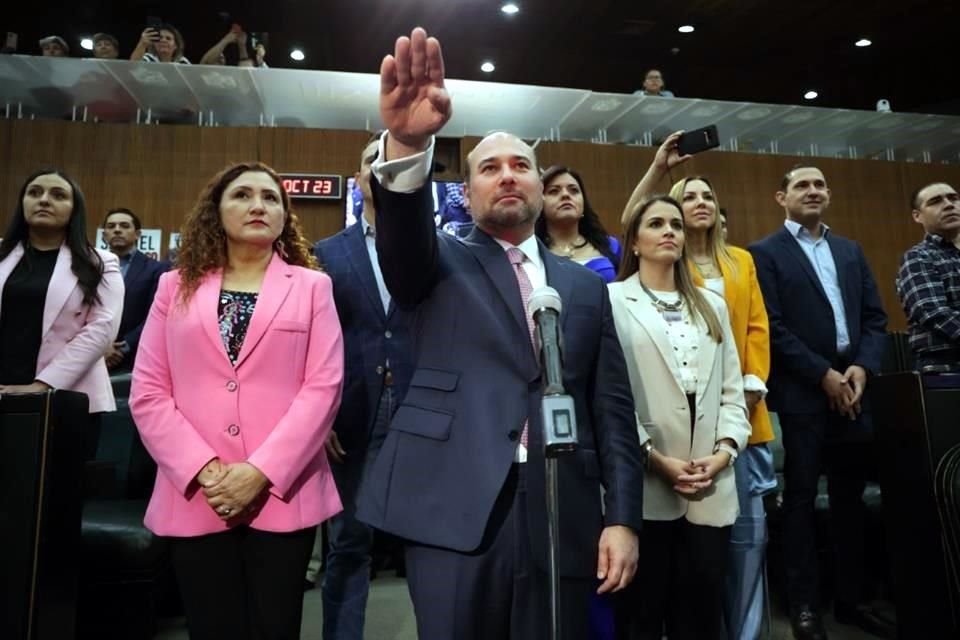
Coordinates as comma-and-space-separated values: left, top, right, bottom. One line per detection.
356, 28, 643, 640
101, 208, 165, 371
749, 166, 890, 640
309, 136, 414, 640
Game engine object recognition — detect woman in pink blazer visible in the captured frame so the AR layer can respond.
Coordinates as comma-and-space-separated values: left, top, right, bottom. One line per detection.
130, 161, 344, 640
0, 169, 123, 457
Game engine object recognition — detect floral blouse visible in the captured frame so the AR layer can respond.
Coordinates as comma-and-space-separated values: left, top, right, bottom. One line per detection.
218, 290, 258, 365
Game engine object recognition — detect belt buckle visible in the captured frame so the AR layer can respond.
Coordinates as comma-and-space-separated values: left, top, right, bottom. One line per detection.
384, 370, 394, 386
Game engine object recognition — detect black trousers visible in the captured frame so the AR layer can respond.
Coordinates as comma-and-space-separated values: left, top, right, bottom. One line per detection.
779, 411, 872, 609
615, 518, 731, 640
404, 464, 593, 640
168, 525, 316, 640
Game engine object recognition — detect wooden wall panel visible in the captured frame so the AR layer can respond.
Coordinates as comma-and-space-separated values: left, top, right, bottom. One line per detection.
3, 120, 960, 330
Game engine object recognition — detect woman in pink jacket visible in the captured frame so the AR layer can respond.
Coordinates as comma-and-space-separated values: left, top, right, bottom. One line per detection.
130, 161, 344, 640
0, 169, 123, 458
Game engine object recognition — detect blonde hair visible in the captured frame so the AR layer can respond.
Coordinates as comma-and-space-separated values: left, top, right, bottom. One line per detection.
669, 176, 736, 278
617, 195, 724, 342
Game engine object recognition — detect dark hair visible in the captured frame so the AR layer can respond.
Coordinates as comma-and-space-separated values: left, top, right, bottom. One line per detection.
0, 168, 104, 305
535, 166, 619, 266
176, 161, 318, 306
103, 207, 142, 230
910, 183, 955, 210
780, 164, 821, 191
616, 194, 723, 342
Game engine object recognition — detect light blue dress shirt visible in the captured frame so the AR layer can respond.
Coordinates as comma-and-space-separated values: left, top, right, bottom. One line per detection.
360, 215, 392, 315
784, 219, 850, 353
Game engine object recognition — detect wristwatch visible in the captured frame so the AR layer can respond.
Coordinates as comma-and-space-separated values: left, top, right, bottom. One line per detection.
713, 442, 738, 467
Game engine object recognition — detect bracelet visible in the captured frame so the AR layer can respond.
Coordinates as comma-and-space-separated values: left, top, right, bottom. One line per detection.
713, 442, 738, 467
641, 439, 655, 469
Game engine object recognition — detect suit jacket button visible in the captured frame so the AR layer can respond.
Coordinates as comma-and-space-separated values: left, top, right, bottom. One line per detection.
226, 380, 238, 392
507, 430, 519, 441
375, 365, 384, 375
384, 330, 393, 339
227, 424, 240, 436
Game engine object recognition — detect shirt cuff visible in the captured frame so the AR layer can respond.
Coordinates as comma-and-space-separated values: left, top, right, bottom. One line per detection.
119, 341, 131, 354
742, 374, 768, 397
371, 133, 435, 193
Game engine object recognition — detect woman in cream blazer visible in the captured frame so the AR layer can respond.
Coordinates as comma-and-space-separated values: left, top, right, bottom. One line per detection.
609, 195, 750, 640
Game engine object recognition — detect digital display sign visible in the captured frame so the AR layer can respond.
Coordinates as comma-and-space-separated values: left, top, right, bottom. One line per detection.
280, 174, 343, 200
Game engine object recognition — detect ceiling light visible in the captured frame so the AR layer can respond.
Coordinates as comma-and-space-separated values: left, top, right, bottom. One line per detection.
855, 38, 872, 47
678, 25, 695, 33
501, 3, 520, 14
480, 61, 495, 73
80, 38, 94, 51
290, 49, 305, 62
804, 90, 818, 100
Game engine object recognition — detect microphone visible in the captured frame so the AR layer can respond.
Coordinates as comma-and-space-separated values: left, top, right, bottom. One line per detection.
528, 287, 578, 456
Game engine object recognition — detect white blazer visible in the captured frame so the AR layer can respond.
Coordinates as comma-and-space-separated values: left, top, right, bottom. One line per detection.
608, 274, 751, 527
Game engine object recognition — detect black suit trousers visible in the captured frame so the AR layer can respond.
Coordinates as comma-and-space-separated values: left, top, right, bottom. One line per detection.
779, 411, 874, 608
404, 463, 593, 640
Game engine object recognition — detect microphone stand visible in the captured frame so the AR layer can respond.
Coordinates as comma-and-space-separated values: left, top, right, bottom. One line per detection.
535, 308, 579, 640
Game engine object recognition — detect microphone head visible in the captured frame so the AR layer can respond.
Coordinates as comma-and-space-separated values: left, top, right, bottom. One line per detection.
528, 286, 562, 317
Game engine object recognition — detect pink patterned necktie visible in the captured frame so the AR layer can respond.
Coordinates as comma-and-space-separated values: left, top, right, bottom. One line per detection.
507, 247, 535, 448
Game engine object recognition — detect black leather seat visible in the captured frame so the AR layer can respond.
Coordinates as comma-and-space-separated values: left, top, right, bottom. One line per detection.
78, 373, 168, 639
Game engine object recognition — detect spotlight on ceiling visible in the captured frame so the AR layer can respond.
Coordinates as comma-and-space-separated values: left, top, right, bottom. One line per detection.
481, 61, 495, 73
678, 25, 695, 33
501, 3, 520, 15
80, 38, 94, 51
804, 90, 819, 100
290, 49, 305, 62
855, 38, 872, 47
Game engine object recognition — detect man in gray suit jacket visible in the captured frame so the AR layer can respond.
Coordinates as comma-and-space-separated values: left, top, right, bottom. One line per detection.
356, 27, 644, 640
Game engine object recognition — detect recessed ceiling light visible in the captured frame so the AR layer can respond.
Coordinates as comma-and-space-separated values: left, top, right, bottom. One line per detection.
480, 61, 495, 73
501, 3, 520, 14
804, 90, 819, 100
855, 38, 872, 47
290, 49, 305, 62
678, 25, 695, 33
80, 38, 94, 51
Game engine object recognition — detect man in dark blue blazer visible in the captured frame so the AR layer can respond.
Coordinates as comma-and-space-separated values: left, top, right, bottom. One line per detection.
101, 208, 165, 371
749, 166, 889, 640
355, 28, 643, 640
310, 136, 414, 640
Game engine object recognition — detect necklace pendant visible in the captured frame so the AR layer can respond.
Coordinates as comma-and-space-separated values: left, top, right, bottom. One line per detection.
661, 308, 683, 323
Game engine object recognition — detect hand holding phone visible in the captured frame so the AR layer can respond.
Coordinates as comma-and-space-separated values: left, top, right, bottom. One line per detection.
677, 125, 720, 156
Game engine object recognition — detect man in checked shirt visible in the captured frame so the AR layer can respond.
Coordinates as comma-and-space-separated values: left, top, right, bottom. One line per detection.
896, 182, 960, 370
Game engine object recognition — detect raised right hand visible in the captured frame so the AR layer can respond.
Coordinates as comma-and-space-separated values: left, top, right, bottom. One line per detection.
653, 131, 694, 173
380, 27, 452, 153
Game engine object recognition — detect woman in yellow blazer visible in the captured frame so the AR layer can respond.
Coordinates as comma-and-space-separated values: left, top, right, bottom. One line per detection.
623, 132, 776, 639
610, 195, 751, 639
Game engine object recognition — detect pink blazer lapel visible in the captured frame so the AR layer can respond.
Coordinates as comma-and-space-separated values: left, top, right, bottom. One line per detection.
234, 253, 294, 368
42, 245, 78, 337
196, 270, 230, 365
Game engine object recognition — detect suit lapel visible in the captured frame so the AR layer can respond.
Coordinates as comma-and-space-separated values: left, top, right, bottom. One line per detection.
42, 245, 78, 337
125, 250, 146, 285
620, 275, 686, 396
777, 227, 831, 307
197, 270, 230, 364
463, 227, 529, 338
345, 222, 388, 321
234, 253, 294, 368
